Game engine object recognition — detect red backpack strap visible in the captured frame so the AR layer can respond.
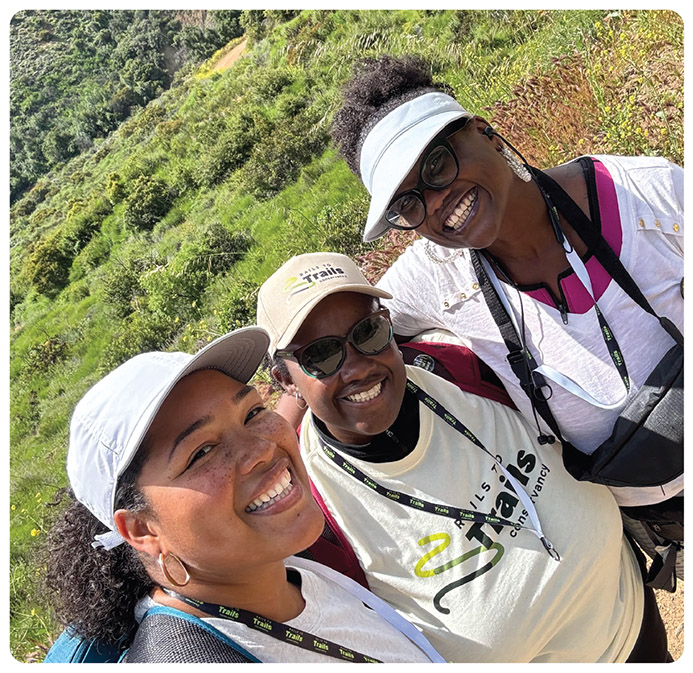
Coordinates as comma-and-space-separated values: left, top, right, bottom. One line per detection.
400, 341, 515, 408
305, 479, 369, 589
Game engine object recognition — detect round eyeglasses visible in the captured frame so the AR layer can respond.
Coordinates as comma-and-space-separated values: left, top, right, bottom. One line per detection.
276, 309, 393, 379
385, 117, 470, 230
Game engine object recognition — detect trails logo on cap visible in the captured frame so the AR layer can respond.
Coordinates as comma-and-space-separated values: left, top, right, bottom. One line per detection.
283, 263, 347, 299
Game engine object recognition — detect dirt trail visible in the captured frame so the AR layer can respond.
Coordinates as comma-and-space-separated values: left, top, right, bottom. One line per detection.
213, 37, 247, 72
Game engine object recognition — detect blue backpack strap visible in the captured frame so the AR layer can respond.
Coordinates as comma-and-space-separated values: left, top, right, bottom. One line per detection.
43, 628, 124, 663
124, 605, 261, 663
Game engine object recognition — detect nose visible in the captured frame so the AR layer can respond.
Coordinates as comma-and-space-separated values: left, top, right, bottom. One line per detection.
338, 342, 379, 383
236, 428, 277, 476
422, 185, 448, 221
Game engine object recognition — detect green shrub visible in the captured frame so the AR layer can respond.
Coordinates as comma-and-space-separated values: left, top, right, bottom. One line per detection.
69, 234, 111, 282
236, 110, 329, 198
140, 223, 253, 319
239, 10, 266, 41
60, 196, 112, 257
21, 335, 69, 379
100, 310, 177, 373
25, 230, 71, 295
106, 171, 127, 204
197, 114, 258, 187
122, 175, 176, 231
211, 274, 259, 333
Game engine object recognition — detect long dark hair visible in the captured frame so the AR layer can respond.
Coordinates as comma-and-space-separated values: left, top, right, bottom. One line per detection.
40, 445, 154, 645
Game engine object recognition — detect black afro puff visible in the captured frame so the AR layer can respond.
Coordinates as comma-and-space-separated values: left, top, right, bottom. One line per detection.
331, 54, 452, 176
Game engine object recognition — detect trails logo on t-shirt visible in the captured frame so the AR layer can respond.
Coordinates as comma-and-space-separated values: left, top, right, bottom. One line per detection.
283, 264, 347, 300
413, 448, 552, 615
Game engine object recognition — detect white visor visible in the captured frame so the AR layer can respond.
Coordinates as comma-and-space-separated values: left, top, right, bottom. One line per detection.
359, 91, 471, 242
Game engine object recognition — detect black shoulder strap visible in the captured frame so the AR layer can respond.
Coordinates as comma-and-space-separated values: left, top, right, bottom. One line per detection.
470, 249, 563, 443
534, 164, 682, 346
124, 610, 258, 663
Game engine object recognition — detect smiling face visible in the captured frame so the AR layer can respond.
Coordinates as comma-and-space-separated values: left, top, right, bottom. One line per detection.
128, 369, 324, 585
278, 292, 407, 445
395, 116, 516, 250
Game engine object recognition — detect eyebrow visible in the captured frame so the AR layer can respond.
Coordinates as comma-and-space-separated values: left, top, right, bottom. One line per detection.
167, 385, 257, 460
169, 415, 212, 461
234, 384, 255, 403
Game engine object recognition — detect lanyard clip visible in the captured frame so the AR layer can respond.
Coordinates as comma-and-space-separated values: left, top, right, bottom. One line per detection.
541, 536, 561, 561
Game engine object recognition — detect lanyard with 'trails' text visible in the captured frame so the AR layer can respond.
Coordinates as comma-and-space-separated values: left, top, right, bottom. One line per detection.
320, 380, 560, 561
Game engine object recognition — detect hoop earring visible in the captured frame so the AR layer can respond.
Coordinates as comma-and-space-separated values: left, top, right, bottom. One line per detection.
294, 392, 307, 410
158, 552, 191, 587
500, 145, 532, 182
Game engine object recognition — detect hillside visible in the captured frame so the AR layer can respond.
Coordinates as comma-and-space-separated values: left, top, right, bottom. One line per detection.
9, 9, 683, 661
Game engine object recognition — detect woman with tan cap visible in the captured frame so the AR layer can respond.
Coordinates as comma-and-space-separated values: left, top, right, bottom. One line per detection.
330, 54, 683, 587
257, 251, 669, 663
42, 327, 444, 663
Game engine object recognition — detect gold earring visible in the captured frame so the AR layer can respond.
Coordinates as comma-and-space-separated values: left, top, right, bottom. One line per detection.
294, 392, 307, 410
158, 552, 191, 587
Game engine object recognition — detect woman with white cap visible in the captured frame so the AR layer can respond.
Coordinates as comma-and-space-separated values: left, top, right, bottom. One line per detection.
41, 327, 444, 663
331, 54, 683, 587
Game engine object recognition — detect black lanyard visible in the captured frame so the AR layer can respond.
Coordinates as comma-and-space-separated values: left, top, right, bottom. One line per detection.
320, 380, 559, 561
161, 587, 382, 662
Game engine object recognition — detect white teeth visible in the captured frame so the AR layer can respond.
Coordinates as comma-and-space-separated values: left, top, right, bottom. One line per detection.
245, 469, 293, 512
345, 381, 382, 403
445, 188, 478, 231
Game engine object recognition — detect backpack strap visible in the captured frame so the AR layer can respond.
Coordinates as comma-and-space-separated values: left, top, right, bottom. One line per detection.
124, 606, 260, 663
400, 340, 515, 408
470, 250, 564, 444
43, 628, 126, 663
300, 482, 370, 589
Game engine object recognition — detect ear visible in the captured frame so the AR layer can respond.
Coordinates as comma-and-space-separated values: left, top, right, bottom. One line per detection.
271, 364, 298, 395
114, 508, 162, 558
472, 116, 502, 144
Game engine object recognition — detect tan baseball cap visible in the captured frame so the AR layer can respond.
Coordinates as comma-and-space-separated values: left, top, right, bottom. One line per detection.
257, 252, 393, 354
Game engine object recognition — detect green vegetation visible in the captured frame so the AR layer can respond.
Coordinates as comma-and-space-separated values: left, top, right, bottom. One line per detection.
9, 9, 683, 662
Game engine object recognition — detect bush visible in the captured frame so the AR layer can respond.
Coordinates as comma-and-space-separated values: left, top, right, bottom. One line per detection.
140, 223, 253, 319
100, 310, 177, 373
236, 110, 329, 198
60, 196, 112, 257
25, 229, 71, 295
69, 234, 111, 282
212, 275, 259, 333
98, 242, 161, 317
106, 172, 127, 204
22, 335, 69, 379
197, 114, 259, 187
122, 175, 176, 231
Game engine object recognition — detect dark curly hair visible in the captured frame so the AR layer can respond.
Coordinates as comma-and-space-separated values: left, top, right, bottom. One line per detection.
40, 442, 155, 646
331, 54, 453, 177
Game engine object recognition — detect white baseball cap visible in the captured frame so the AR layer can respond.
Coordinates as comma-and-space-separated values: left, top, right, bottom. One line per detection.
359, 91, 471, 242
67, 326, 269, 550
257, 252, 392, 355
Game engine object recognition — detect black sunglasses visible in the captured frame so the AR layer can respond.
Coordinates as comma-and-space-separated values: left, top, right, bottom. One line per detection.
386, 116, 470, 230
276, 309, 393, 379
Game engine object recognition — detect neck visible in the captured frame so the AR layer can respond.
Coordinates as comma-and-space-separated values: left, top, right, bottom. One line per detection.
487, 181, 558, 263
154, 559, 305, 623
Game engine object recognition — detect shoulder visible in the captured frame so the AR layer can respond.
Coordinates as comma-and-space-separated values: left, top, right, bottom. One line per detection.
591, 154, 683, 214
126, 607, 259, 663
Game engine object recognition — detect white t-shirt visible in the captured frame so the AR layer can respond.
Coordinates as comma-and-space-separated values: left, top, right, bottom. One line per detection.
377, 155, 683, 506
136, 559, 434, 663
301, 366, 644, 663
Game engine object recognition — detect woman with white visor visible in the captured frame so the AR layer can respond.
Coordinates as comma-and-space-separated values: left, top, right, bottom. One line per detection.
330, 54, 683, 587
